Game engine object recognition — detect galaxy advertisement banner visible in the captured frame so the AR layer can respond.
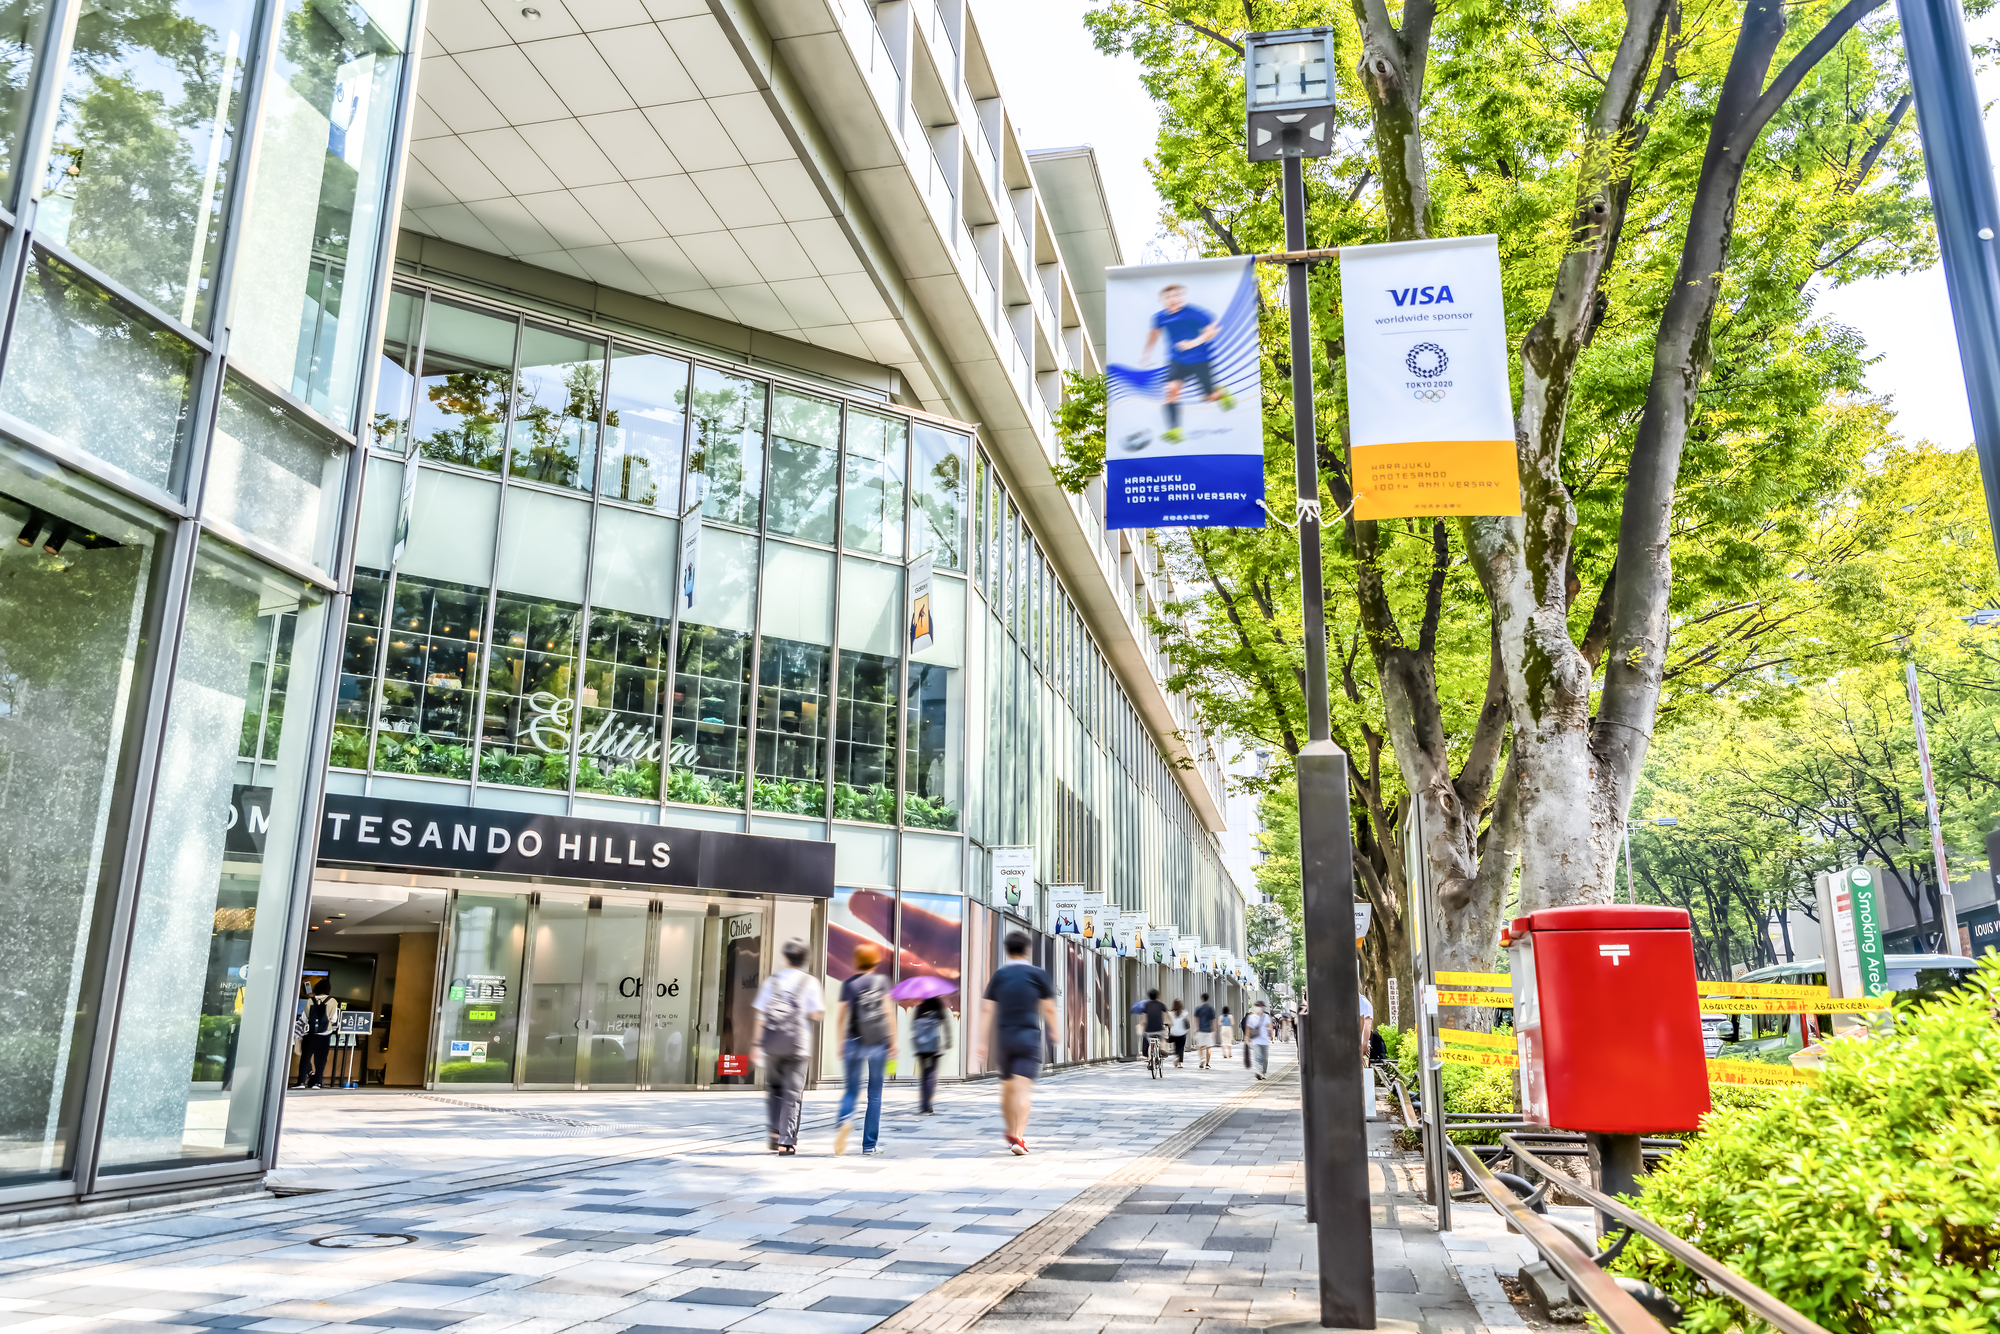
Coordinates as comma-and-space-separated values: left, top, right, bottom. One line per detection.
1104, 255, 1264, 530
1339, 234, 1521, 519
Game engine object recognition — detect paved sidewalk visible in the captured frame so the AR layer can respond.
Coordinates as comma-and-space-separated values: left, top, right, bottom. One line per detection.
0, 1051, 1538, 1334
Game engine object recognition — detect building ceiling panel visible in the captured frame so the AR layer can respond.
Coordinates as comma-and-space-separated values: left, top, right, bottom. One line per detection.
573, 181, 668, 244
657, 15, 758, 98
462, 195, 562, 254
569, 243, 656, 296
643, 100, 744, 172
401, 155, 455, 211
691, 165, 782, 230
526, 34, 637, 118
566, 0, 651, 28
767, 276, 846, 329
751, 159, 831, 223
413, 203, 508, 253
460, 127, 563, 195
657, 287, 735, 322
455, 45, 571, 124
640, 0, 709, 20
619, 235, 705, 293
715, 282, 794, 331
787, 218, 865, 277
709, 91, 793, 165
414, 56, 508, 134
673, 230, 763, 289
515, 248, 593, 282
411, 134, 509, 202
579, 109, 681, 180
484, 0, 578, 43
411, 95, 453, 142
820, 270, 893, 323
627, 173, 723, 235
422, 0, 511, 52
517, 189, 616, 250
517, 118, 623, 189
732, 222, 817, 284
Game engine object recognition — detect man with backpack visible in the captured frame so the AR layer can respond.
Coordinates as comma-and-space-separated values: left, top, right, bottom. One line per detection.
296, 982, 341, 1089
751, 938, 825, 1155
831, 942, 896, 1155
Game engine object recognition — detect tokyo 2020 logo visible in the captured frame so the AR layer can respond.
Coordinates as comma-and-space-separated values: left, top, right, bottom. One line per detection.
1405, 342, 1448, 377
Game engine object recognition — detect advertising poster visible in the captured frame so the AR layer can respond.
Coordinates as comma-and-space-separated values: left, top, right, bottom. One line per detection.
1339, 235, 1520, 519
1176, 936, 1199, 971
1197, 946, 1217, 975
908, 550, 935, 653
1146, 926, 1174, 967
1078, 892, 1107, 946
991, 846, 1034, 915
1118, 912, 1148, 957
676, 505, 703, 612
1049, 885, 1085, 935
1103, 255, 1264, 530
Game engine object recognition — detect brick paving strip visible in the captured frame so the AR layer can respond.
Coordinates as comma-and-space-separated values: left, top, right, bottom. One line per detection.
871, 1070, 1294, 1334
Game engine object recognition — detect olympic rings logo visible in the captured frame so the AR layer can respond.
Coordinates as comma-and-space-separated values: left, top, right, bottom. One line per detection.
1412, 388, 1449, 402
1405, 341, 1449, 377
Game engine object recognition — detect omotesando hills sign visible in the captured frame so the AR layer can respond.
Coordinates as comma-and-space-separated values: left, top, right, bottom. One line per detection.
317, 794, 834, 898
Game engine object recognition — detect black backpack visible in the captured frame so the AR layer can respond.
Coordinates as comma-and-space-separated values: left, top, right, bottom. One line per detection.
852, 974, 892, 1045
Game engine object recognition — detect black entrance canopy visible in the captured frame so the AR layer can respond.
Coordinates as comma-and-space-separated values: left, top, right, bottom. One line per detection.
317, 794, 836, 899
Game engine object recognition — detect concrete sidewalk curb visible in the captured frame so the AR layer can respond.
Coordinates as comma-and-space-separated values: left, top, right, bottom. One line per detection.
873, 1064, 1300, 1334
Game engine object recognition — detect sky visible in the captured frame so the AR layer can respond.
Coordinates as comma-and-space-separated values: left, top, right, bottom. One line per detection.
981, 1, 2000, 452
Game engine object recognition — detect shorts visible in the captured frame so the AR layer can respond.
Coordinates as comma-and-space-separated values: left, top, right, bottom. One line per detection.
1197, 1033, 1214, 1050
998, 1036, 1043, 1081
1166, 361, 1216, 395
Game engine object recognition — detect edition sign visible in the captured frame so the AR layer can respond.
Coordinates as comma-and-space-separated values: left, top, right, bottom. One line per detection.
317, 794, 835, 898
1339, 234, 1521, 518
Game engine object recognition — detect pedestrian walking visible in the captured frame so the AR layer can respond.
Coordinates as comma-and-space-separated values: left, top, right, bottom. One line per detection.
832, 943, 896, 1155
982, 930, 1055, 1155
1168, 999, 1189, 1066
1194, 993, 1217, 1069
910, 994, 953, 1113
1219, 1005, 1234, 1059
751, 938, 825, 1155
1245, 1001, 1272, 1078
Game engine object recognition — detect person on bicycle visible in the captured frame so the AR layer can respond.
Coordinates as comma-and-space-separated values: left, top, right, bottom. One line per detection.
1140, 989, 1168, 1072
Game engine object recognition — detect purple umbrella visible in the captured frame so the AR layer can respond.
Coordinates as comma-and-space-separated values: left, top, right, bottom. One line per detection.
891, 975, 958, 1001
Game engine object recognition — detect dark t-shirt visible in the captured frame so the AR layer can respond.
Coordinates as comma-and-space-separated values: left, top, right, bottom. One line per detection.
1141, 999, 1168, 1034
1195, 1003, 1216, 1033
840, 972, 888, 1039
1153, 304, 1217, 363
983, 962, 1053, 1046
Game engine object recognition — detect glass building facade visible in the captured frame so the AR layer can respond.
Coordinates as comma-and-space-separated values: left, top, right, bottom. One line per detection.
0, 0, 418, 1207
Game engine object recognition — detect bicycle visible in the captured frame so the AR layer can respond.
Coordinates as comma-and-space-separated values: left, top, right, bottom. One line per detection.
1146, 1032, 1167, 1078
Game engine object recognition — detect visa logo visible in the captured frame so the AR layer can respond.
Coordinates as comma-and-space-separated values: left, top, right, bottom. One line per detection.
1388, 285, 1455, 306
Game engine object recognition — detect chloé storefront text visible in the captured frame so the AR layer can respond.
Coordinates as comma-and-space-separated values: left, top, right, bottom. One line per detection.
315, 795, 832, 1091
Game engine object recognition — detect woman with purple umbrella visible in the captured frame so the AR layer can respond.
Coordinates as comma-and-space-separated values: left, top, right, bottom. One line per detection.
893, 975, 957, 1113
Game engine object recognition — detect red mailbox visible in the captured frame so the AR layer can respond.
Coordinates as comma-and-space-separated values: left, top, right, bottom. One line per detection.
1507, 905, 1710, 1132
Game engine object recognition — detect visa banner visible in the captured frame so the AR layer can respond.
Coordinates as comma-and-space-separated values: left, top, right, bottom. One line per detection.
1104, 255, 1264, 530
1339, 235, 1520, 519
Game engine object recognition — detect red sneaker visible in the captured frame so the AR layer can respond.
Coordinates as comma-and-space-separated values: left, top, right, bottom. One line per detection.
1008, 1136, 1029, 1156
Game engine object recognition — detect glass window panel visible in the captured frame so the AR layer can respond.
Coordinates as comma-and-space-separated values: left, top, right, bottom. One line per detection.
668, 526, 755, 809
0, 0, 49, 202
411, 299, 514, 473
482, 490, 589, 789
986, 471, 1003, 607
755, 544, 831, 816
1, 248, 195, 491
906, 580, 962, 831
330, 563, 385, 769
910, 423, 965, 570
204, 373, 345, 571
1002, 498, 1016, 631
400, 466, 497, 587
228, 0, 405, 426
590, 502, 677, 622
687, 366, 764, 528
842, 409, 904, 555
507, 324, 603, 493
766, 388, 838, 542
838, 554, 901, 659
436, 891, 526, 1083
971, 451, 986, 587
353, 453, 398, 569
41, 0, 256, 327
372, 572, 482, 777
0, 461, 160, 1188
367, 288, 420, 452
576, 602, 665, 801
97, 542, 327, 1172
601, 347, 686, 511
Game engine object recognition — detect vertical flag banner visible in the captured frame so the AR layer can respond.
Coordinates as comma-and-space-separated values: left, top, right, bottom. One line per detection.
1176, 936, 1199, 970
677, 505, 703, 612
991, 846, 1034, 915
908, 550, 935, 653
1339, 235, 1520, 518
1119, 912, 1148, 958
1146, 926, 1174, 966
390, 455, 419, 566
1050, 885, 1084, 934
1104, 255, 1264, 529
1079, 892, 1107, 945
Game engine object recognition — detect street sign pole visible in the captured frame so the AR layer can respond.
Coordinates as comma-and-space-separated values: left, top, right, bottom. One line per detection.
1246, 27, 1373, 1328
1897, 0, 2000, 574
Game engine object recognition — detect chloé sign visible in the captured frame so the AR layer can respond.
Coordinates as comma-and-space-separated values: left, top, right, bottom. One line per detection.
317, 794, 834, 898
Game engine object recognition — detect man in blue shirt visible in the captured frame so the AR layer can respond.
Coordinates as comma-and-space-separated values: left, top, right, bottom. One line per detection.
1141, 283, 1236, 442
983, 931, 1056, 1156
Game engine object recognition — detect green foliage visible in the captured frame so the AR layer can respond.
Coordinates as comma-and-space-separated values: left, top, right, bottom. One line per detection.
1051, 371, 1107, 492
577, 756, 661, 800
477, 747, 570, 789
901, 792, 960, 831
1617, 960, 2000, 1333
831, 782, 896, 824
329, 725, 370, 771
371, 730, 473, 779
1394, 1026, 1519, 1144
664, 767, 744, 809
752, 777, 825, 816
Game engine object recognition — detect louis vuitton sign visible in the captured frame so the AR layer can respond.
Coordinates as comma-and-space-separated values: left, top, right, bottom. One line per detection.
317, 794, 835, 898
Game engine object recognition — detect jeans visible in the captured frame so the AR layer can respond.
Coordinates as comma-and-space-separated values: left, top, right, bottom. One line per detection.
766, 1052, 807, 1145
1250, 1043, 1269, 1076
838, 1039, 889, 1149
916, 1052, 941, 1112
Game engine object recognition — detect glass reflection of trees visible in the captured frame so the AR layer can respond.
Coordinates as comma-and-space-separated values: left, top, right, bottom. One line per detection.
753, 639, 828, 815
40, 0, 255, 326
766, 389, 838, 543
601, 349, 686, 510
508, 326, 603, 493
905, 662, 958, 830
372, 574, 483, 777
0, 0, 48, 201
480, 593, 582, 789
369, 291, 419, 452
833, 650, 896, 824
329, 567, 384, 769
412, 301, 514, 473
669, 623, 749, 807
576, 607, 667, 800
688, 367, 764, 528
843, 411, 904, 555
911, 424, 965, 570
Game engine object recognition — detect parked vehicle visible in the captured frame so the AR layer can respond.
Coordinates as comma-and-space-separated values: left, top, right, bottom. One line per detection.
1709, 954, 1976, 1063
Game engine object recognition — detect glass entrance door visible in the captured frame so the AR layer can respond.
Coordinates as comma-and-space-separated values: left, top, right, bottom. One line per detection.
521, 895, 650, 1088
522, 897, 586, 1085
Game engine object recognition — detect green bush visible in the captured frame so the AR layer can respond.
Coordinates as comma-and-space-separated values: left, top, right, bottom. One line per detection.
1617, 957, 2000, 1334
1394, 1025, 1519, 1143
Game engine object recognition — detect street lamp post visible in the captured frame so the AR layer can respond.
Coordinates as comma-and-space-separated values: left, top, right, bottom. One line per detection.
1244, 29, 1373, 1330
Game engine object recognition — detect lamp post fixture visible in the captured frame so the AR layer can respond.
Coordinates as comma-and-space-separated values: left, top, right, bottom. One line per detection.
1243, 28, 1373, 1330
1623, 817, 1678, 905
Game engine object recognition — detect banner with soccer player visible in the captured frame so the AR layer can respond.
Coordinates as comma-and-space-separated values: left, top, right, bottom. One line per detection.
1104, 255, 1264, 529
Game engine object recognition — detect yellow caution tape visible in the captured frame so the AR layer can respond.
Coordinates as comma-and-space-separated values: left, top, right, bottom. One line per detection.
1439, 1047, 1518, 1069
1438, 1027, 1514, 1050
1437, 971, 1512, 987
1436, 989, 1510, 1007
1700, 996, 1893, 1015
1708, 1059, 1819, 1086
1696, 981, 1828, 999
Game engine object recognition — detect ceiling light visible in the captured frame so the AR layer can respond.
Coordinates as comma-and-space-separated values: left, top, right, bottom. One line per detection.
521, 5, 540, 16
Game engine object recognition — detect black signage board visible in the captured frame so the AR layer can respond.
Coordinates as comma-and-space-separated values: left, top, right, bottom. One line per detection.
317, 794, 835, 899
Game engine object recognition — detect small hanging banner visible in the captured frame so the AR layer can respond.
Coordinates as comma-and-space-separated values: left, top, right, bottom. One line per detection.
1339, 234, 1521, 518
677, 489, 704, 612
908, 550, 935, 653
